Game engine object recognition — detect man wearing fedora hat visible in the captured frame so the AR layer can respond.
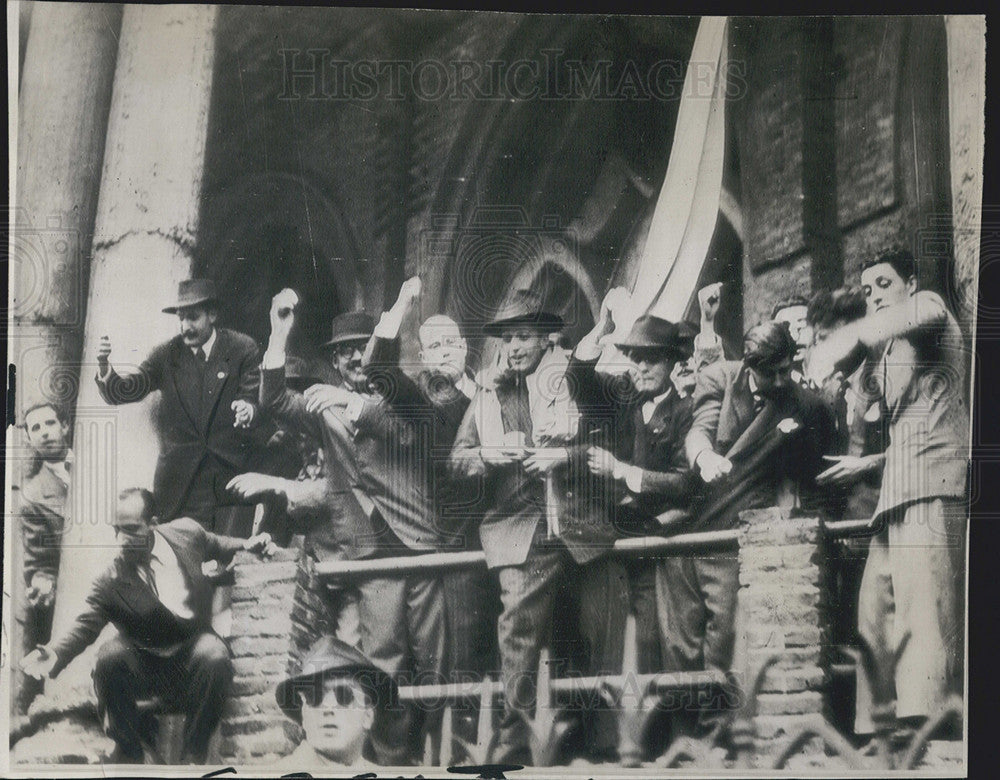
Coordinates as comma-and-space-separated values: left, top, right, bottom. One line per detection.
451, 288, 620, 763
274, 636, 396, 768
569, 289, 699, 685
259, 289, 446, 765
96, 278, 263, 537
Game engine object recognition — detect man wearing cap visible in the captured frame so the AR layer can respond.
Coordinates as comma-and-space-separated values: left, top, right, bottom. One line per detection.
274, 636, 396, 769
569, 289, 698, 677
95, 279, 262, 537
684, 322, 834, 682
450, 289, 620, 763
258, 289, 445, 764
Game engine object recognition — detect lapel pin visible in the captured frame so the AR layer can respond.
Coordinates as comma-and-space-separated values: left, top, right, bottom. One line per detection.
776, 417, 800, 434
217, 371, 226, 380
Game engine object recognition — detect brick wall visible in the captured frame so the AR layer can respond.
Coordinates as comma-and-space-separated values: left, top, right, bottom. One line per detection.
219, 547, 329, 765
737, 509, 829, 759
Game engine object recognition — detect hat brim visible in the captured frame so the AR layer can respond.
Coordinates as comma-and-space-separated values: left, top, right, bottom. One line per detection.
322, 332, 373, 348
483, 313, 565, 337
276, 665, 397, 724
614, 338, 690, 358
162, 296, 217, 314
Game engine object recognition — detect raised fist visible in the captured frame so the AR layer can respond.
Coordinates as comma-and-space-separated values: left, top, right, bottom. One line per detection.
270, 289, 299, 336
697, 283, 723, 324
97, 335, 112, 366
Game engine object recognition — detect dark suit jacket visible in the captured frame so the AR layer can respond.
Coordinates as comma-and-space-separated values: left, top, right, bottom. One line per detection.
365, 335, 473, 547
96, 329, 262, 519
20, 461, 70, 586
260, 368, 421, 558
685, 360, 835, 531
566, 355, 695, 534
49, 518, 245, 677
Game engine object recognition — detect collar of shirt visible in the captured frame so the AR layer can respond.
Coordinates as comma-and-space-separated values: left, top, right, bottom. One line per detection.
747, 372, 765, 409
42, 449, 74, 487
641, 388, 673, 425
192, 328, 217, 360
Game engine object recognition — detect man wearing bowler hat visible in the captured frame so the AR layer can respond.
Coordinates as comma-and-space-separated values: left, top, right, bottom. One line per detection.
274, 636, 396, 769
451, 289, 620, 763
257, 290, 445, 765
96, 279, 262, 537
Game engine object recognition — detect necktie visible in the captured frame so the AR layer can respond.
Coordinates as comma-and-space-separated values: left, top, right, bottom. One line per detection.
138, 561, 158, 598
195, 347, 206, 363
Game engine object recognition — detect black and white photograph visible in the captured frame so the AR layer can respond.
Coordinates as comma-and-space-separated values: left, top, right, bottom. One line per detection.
4, 5, 985, 775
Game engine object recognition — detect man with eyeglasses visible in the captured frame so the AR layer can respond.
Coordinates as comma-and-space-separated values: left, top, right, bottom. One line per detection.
362, 277, 497, 747
258, 290, 447, 765
274, 636, 396, 769
20, 488, 275, 764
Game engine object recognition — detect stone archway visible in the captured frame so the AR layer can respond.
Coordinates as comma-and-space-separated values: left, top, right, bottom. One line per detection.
195, 172, 364, 360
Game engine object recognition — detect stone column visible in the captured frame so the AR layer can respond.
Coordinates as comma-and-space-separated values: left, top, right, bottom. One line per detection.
8, 0, 121, 725
736, 509, 828, 762
11, 6, 219, 765
55, 2, 219, 632
943, 15, 985, 337
12, 1, 121, 415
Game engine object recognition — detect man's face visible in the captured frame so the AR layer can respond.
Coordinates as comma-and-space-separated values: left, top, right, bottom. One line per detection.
24, 406, 69, 462
625, 348, 675, 396
419, 318, 467, 382
500, 327, 549, 375
177, 304, 217, 348
300, 676, 374, 763
811, 318, 849, 346
328, 340, 368, 391
670, 357, 697, 397
113, 494, 155, 565
773, 305, 812, 365
748, 356, 795, 399
861, 262, 915, 313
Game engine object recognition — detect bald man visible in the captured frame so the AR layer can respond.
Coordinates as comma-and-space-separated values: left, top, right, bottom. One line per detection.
363, 278, 497, 752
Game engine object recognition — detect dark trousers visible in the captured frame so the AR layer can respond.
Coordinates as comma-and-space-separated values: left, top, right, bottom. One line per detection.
92, 632, 233, 763
493, 542, 624, 764
356, 573, 446, 764
654, 552, 740, 734
173, 461, 254, 538
14, 602, 53, 716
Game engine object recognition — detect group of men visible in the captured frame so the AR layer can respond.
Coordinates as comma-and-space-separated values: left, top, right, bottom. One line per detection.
15, 246, 968, 766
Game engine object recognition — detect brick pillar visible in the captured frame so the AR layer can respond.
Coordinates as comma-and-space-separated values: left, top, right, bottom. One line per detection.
736, 509, 828, 759
219, 547, 331, 765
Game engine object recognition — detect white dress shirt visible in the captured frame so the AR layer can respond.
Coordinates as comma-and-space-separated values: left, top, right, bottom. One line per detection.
192, 328, 217, 361
141, 532, 195, 620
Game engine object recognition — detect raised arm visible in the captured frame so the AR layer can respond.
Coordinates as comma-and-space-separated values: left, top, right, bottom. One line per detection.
807, 290, 951, 384
363, 277, 429, 410
258, 289, 322, 440
95, 337, 164, 405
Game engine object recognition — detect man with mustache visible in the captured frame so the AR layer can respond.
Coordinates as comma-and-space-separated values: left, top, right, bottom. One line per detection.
13, 402, 73, 716
20, 488, 275, 764
683, 321, 834, 728
257, 289, 446, 765
95, 279, 262, 538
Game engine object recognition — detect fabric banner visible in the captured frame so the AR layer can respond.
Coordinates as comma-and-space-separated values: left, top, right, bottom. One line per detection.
624, 16, 730, 328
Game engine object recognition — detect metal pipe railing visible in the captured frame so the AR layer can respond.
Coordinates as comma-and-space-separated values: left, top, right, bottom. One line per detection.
315, 529, 740, 579
396, 669, 730, 704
